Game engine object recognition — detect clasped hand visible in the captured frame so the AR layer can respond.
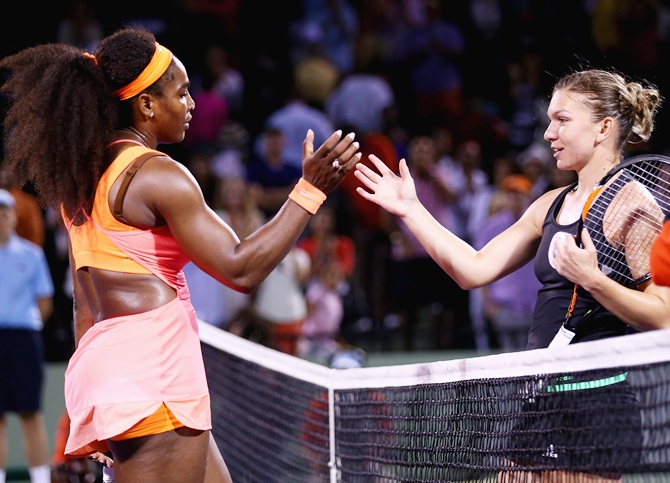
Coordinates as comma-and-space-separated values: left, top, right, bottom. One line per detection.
552, 229, 600, 287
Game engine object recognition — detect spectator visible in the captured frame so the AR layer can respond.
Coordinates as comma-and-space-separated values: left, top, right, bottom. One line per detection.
517, 142, 554, 200
246, 127, 302, 217
183, 71, 230, 153
0, 189, 53, 483
382, 134, 472, 350
298, 201, 356, 280
0, 167, 45, 248
184, 177, 265, 330
262, 82, 335, 170
298, 201, 366, 336
336, 127, 400, 337
325, 44, 396, 136
466, 154, 521, 351
449, 138, 490, 245
297, 258, 346, 364
56, 0, 103, 52
248, 247, 312, 356
474, 175, 540, 351
202, 43, 245, 119
293, 41, 341, 110
184, 150, 219, 206
394, 0, 466, 127
289, 0, 359, 74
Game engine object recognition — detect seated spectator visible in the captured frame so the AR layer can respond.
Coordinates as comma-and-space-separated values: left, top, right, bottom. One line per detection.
474, 175, 541, 351
298, 201, 355, 280
335, 128, 399, 328
383, 134, 473, 350
247, 247, 312, 356
184, 177, 265, 329
297, 259, 345, 365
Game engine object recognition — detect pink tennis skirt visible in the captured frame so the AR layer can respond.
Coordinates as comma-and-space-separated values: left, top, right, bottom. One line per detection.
64, 296, 211, 457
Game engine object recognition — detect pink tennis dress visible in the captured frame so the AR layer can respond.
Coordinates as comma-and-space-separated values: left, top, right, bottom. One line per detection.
63, 146, 211, 457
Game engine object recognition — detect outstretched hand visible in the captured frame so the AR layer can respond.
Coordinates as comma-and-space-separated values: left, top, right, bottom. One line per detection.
301, 129, 361, 194
354, 156, 418, 218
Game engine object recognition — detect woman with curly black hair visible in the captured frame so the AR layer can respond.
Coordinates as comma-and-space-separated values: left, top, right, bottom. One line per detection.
0, 26, 361, 482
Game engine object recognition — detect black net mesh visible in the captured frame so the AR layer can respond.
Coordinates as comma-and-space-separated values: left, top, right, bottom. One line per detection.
201, 326, 670, 482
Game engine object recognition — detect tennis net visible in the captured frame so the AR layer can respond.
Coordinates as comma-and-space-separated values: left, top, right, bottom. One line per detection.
200, 322, 670, 482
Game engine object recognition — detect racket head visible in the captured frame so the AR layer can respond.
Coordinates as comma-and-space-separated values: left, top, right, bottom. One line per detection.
581, 154, 670, 287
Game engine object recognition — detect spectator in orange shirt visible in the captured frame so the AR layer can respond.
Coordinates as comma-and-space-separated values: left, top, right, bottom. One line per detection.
0, 167, 45, 247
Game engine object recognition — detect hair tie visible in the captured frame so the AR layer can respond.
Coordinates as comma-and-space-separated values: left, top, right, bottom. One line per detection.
114, 42, 173, 101
83, 52, 98, 65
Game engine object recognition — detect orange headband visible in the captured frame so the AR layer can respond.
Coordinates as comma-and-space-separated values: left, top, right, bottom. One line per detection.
114, 42, 173, 101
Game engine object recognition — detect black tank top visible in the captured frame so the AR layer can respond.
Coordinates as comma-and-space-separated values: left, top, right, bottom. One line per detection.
527, 183, 635, 349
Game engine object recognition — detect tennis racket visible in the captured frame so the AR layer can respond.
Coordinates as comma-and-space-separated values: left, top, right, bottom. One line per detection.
551, 154, 670, 347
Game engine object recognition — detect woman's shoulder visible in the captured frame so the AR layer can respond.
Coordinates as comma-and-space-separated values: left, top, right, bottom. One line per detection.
534, 184, 575, 210
126, 151, 205, 216
138, 152, 194, 183
522, 185, 572, 229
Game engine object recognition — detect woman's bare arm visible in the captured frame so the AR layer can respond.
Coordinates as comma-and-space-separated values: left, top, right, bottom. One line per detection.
355, 155, 551, 289
125, 130, 361, 292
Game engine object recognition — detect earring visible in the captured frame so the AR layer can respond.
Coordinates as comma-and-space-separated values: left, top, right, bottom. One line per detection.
150, 112, 154, 118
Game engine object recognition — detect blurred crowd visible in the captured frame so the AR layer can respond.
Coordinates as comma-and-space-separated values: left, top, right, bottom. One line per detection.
3, 0, 670, 363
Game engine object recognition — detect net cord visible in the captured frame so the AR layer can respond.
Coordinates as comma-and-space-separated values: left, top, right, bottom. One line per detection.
198, 321, 670, 390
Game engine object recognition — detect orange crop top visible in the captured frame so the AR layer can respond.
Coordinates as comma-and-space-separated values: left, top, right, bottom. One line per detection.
65, 146, 189, 280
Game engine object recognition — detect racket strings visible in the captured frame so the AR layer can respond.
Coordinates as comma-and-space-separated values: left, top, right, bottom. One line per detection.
629, 163, 670, 213
584, 161, 670, 286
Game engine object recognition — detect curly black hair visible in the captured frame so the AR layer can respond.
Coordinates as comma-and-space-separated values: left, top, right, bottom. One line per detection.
0, 26, 173, 222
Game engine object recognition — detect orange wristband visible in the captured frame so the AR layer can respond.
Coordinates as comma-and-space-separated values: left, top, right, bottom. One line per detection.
288, 178, 327, 214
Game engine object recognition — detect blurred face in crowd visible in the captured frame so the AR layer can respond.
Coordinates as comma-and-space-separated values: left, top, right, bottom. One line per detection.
309, 205, 336, 237
262, 128, 286, 166
408, 136, 437, 177
0, 203, 17, 244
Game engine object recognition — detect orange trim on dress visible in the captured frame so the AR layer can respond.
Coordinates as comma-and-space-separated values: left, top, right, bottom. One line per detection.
109, 403, 184, 441
64, 146, 163, 274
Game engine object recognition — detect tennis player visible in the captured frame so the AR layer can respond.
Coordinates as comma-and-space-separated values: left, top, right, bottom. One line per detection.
356, 69, 670, 480
0, 26, 361, 483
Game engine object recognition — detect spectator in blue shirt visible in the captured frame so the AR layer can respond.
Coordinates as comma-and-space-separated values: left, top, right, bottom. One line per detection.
0, 189, 54, 483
